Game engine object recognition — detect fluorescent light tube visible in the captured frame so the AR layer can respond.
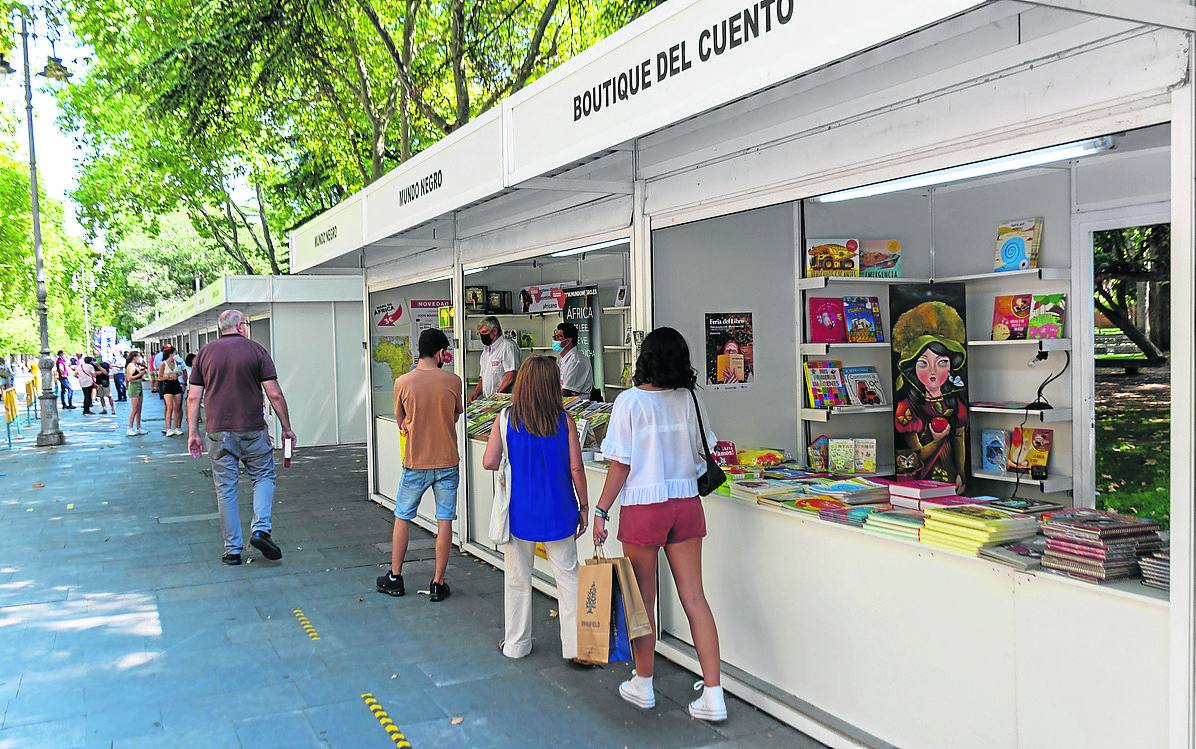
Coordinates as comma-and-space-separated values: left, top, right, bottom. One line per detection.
550, 238, 629, 258
812, 137, 1113, 203
463, 266, 488, 276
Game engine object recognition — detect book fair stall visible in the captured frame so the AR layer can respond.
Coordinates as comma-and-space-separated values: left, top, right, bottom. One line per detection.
288, 2, 1196, 746
133, 274, 367, 447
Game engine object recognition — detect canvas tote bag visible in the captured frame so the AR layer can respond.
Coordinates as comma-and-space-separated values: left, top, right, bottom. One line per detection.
488, 409, 512, 545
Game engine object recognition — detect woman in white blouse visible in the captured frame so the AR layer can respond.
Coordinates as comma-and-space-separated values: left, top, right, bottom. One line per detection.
592, 327, 727, 722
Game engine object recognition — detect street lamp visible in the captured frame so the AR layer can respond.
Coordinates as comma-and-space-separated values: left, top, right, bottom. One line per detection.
1, 13, 69, 446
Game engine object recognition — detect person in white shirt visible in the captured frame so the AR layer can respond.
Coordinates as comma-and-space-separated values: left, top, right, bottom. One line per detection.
553, 322, 594, 397
592, 327, 727, 723
79, 356, 97, 414
468, 316, 521, 403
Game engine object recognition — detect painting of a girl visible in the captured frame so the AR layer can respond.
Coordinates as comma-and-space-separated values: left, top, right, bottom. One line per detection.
890, 286, 970, 492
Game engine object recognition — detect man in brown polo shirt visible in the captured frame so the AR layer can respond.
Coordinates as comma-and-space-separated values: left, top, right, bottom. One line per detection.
187, 309, 296, 565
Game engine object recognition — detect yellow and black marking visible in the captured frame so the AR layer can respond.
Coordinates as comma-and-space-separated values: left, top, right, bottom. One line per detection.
291, 608, 320, 641
360, 692, 413, 748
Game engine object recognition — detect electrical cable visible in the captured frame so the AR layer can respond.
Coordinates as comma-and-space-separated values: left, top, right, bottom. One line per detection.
1010, 351, 1071, 501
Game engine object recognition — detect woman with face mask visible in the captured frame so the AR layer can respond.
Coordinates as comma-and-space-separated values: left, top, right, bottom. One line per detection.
553, 322, 593, 397
125, 351, 148, 436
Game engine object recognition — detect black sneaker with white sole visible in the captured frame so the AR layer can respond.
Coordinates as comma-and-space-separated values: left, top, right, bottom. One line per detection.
376, 572, 405, 597
429, 580, 451, 602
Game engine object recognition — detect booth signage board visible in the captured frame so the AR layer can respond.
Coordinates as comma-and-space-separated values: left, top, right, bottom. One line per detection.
411, 299, 455, 365
503, 0, 983, 184
562, 284, 603, 391
364, 109, 504, 246
290, 195, 365, 274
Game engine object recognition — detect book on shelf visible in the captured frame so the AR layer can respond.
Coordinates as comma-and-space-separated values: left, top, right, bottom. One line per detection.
854, 438, 877, 474
842, 296, 885, 343
614, 285, 628, 307
804, 360, 850, 408
985, 497, 1067, 515
806, 239, 860, 277
924, 505, 1038, 533
1028, 294, 1067, 339
994, 217, 1043, 272
842, 366, 886, 407
808, 435, 829, 471
991, 294, 1032, 340
1007, 427, 1053, 473
1040, 508, 1161, 539
807, 298, 847, 343
886, 479, 957, 500
828, 438, 855, 473
859, 240, 902, 279
981, 429, 1008, 473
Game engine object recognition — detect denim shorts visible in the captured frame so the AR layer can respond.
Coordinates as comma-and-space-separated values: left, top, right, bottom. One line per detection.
395, 466, 459, 521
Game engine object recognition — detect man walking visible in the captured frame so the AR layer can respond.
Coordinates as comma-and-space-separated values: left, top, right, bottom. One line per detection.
377, 329, 462, 602
187, 309, 295, 566
113, 351, 127, 401
56, 351, 73, 409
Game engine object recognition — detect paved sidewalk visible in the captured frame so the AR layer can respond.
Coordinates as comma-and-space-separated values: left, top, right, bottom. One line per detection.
0, 394, 820, 748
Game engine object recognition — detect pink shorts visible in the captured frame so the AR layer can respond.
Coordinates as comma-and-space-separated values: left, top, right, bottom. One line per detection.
617, 497, 706, 548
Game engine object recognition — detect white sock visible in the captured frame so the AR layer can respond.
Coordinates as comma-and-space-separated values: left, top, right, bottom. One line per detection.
702, 684, 723, 698
633, 674, 653, 688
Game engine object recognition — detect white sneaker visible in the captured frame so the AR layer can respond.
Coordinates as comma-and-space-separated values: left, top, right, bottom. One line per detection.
688, 681, 728, 722
126, 428, 137, 437
618, 671, 655, 710
136, 429, 148, 435
168, 429, 180, 437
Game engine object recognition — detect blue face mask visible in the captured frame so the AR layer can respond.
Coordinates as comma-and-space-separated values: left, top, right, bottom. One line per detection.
551, 341, 564, 354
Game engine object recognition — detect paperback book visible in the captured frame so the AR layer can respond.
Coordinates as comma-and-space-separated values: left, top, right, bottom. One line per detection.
978, 536, 1047, 571
828, 439, 855, 473
980, 429, 1008, 473
859, 240, 902, 278
991, 294, 1032, 340
804, 360, 850, 408
854, 438, 877, 474
842, 296, 885, 343
808, 435, 829, 471
1028, 294, 1067, 339
887, 479, 957, 500
807, 298, 847, 343
1007, 427, 1053, 474
994, 217, 1043, 272
806, 239, 860, 277
842, 366, 886, 407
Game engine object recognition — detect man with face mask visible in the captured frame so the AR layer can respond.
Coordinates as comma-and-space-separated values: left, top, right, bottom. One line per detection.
553, 322, 593, 397
468, 315, 520, 404
377, 328, 463, 602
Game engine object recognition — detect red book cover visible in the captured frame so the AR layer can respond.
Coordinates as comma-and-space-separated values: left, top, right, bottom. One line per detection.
807, 297, 847, 343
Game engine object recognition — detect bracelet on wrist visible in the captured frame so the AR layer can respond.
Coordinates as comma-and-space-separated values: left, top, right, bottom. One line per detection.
594, 507, 610, 521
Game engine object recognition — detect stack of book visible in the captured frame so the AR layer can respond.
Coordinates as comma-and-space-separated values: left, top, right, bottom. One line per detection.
729, 480, 798, 502
885, 479, 956, 509
862, 508, 925, 541
920, 505, 1039, 556
978, 536, 1047, 571
801, 477, 890, 505
1040, 509, 1162, 584
890, 493, 989, 512
465, 394, 512, 437
819, 503, 893, 528
776, 497, 850, 514
1139, 551, 1170, 591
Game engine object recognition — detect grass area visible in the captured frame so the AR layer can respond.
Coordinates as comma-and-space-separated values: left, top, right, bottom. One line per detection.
1095, 405, 1170, 528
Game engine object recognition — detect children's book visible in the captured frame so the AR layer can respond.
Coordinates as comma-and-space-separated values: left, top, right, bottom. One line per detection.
841, 366, 886, 407
842, 296, 884, 343
808, 435, 829, 471
986, 497, 1066, 515
994, 217, 1043, 272
717, 353, 746, 382
980, 429, 1008, 473
1028, 294, 1067, 339
859, 240, 902, 278
804, 360, 849, 408
924, 505, 1037, 532
806, 239, 860, 277
807, 298, 847, 343
853, 438, 877, 474
887, 479, 957, 500
978, 536, 1047, 571
1007, 427, 1053, 473
828, 439, 856, 473
991, 294, 1032, 340
712, 440, 738, 466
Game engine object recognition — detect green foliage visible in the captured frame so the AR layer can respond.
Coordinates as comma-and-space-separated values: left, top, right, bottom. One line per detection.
1092, 224, 1169, 360
1095, 402, 1170, 529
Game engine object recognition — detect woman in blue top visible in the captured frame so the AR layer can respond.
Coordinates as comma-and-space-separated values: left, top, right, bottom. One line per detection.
483, 356, 589, 663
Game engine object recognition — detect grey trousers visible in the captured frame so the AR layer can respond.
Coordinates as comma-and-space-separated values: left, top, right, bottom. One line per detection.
207, 429, 275, 555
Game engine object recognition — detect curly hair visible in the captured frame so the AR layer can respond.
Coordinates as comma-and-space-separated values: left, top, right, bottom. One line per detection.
633, 327, 697, 389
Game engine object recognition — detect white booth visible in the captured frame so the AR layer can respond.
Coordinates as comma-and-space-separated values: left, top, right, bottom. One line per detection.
289, 2, 1196, 747
133, 274, 367, 447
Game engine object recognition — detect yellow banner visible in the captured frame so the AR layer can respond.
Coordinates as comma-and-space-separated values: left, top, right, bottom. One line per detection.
24, 379, 35, 402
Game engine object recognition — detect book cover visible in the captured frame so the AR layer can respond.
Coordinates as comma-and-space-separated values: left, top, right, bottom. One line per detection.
854, 438, 877, 474
991, 294, 1033, 340
994, 218, 1043, 272
978, 537, 1047, 571
808, 435, 829, 471
842, 296, 883, 343
981, 429, 1008, 473
867, 508, 927, 528
804, 360, 850, 408
1028, 294, 1067, 339
829, 439, 856, 473
807, 298, 847, 343
783, 497, 849, 514
1008, 427, 1053, 473
842, 366, 886, 407
1042, 508, 1161, 538
986, 497, 1066, 515
806, 239, 860, 277
925, 505, 1036, 531
887, 479, 957, 499
717, 353, 745, 383
712, 440, 738, 467
859, 240, 902, 279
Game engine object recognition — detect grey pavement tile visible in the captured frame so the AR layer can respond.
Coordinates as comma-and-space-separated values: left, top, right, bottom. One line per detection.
233, 710, 324, 749
83, 704, 163, 747
113, 722, 240, 749
415, 651, 523, 688
302, 698, 400, 749
0, 716, 87, 749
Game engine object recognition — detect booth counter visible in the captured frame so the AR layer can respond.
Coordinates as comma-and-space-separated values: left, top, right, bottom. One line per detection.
287, 2, 1196, 746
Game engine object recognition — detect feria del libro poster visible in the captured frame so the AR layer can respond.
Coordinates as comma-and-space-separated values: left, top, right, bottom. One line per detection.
704, 312, 753, 391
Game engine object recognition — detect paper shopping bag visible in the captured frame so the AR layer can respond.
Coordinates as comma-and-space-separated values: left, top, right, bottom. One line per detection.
576, 558, 614, 664
609, 556, 653, 640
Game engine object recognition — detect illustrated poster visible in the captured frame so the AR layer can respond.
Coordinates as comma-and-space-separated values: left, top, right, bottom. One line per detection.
889, 283, 970, 493
562, 285, 602, 395
704, 312, 754, 391
518, 283, 566, 314
370, 291, 412, 396
411, 299, 454, 365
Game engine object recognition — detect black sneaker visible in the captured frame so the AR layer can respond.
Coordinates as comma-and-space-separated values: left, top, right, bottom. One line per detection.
376, 571, 405, 597
222, 553, 242, 566
429, 580, 451, 602
250, 531, 283, 560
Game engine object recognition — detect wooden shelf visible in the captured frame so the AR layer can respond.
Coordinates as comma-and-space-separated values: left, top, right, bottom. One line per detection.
933, 268, 1069, 284
968, 338, 1070, 352
602, 306, 631, 313
971, 469, 1072, 494
969, 406, 1073, 423
798, 276, 930, 290
800, 341, 891, 356
801, 404, 893, 422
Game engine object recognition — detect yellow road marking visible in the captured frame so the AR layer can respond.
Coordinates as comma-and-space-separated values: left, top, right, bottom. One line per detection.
290, 608, 321, 641
66, 503, 74, 510
360, 693, 413, 748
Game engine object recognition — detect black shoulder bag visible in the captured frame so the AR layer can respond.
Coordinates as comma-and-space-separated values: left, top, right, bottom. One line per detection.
688, 387, 726, 496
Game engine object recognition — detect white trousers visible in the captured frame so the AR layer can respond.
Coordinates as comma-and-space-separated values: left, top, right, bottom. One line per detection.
502, 535, 579, 659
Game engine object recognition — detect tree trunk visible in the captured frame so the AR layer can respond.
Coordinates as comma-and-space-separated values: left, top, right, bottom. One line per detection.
1096, 298, 1166, 361
254, 184, 283, 275
1148, 281, 1170, 352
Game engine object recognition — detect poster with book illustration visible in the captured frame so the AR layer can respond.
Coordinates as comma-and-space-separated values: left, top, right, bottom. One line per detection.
889, 283, 970, 493
705, 312, 754, 390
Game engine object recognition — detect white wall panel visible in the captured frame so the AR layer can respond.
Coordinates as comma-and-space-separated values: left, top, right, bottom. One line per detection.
334, 301, 367, 444
272, 303, 337, 447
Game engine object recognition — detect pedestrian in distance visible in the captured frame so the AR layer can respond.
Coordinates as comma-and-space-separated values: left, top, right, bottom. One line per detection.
376, 328, 461, 602
125, 351, 148, 436
592, 327, 728, 722
113, 351, 127, 401
79, 356, 96, 415
57, 351, 74, 409
482, 355, 589, 663
157, 348, 184, 436
94, 359, 115, 415
187, 309, 295, 566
